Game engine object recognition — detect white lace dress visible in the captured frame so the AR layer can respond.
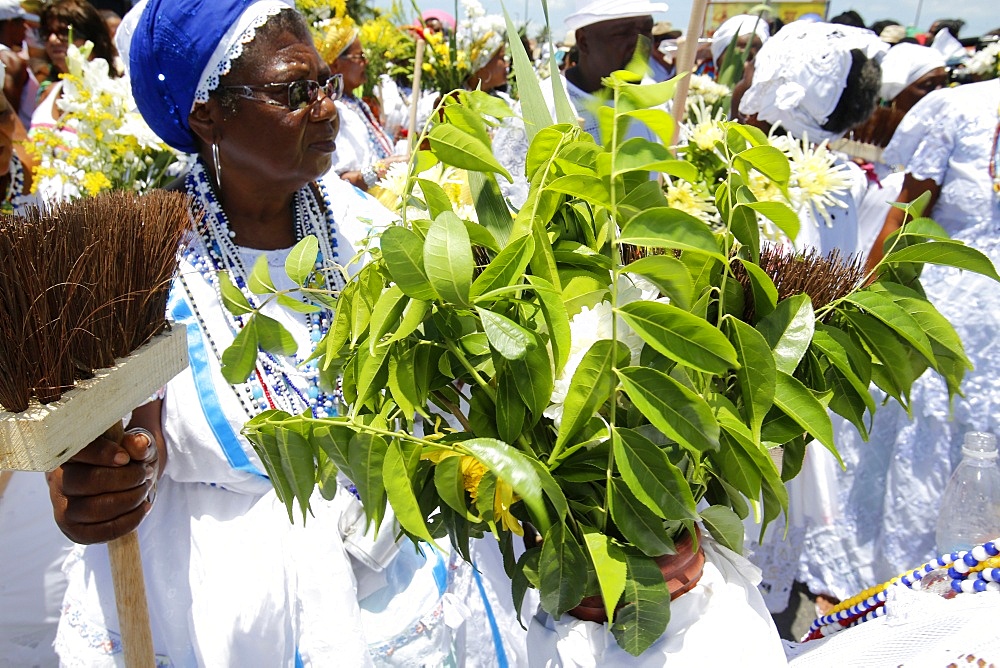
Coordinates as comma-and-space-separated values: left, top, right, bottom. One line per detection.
798, 79, 1000, 599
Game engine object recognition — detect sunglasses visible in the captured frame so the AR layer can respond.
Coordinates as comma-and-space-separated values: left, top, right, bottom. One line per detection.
220, 74, 344, 111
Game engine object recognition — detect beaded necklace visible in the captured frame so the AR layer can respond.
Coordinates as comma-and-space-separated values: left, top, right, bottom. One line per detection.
804, 539, 1000, 641
343, 95, 394, 160
182, 159, 343, 419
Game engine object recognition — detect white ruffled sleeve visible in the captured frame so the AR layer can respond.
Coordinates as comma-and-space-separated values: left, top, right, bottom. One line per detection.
883, 88, 955, 184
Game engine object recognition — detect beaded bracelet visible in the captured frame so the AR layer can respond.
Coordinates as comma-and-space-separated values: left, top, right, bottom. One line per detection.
804, 539, 1000, 641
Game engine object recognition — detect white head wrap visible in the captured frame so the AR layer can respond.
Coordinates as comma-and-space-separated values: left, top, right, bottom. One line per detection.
565, 0, 669, 33
738, 21, 888, 143
114, 0, 148, 78
879, 43, 945, 101
711, 14, 769, 64
931, 28, 968, 64
457, 0, 506, 72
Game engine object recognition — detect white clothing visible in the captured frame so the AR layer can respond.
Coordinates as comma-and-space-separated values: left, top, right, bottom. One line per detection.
0, 472, 73, 668
792, 156, 869, 257
710, 14, 769, 65
525, 538, 787, 666
564, 0, 668, 32
331, 96, 394, 176
798, 80, 1000, 597
53, 172, 523, 666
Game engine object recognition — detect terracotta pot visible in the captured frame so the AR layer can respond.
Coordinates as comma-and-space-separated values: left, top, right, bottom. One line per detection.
567, 526, 706, 624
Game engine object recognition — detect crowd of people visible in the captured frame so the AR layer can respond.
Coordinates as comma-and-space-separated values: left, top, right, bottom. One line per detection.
0, 0, 999, 664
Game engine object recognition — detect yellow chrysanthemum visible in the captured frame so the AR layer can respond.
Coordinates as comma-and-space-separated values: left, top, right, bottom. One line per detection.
460, 456, 487, 499
82, 171, 112, 195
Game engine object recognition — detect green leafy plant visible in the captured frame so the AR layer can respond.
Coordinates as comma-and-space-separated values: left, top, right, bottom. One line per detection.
218, 24, 999, 658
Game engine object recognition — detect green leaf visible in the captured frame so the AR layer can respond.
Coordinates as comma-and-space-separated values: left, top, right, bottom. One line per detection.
618, 77, 677, 108
463, 437, 564, 531
614, 428, 698, 520
503, 8, 554, 141
510, 340, 555, 422
842, 290, 935, 363
527, 276, 571, 376
428, 123, 512, 182
311, 421, 353, 473
353, 344, 389, 410
618, 301, 739, 375
276, 426, 316, 524
773, 370, 839, 464
619, 208, 725, 260
609, 479, 677, 556
739, 201, 800, 242
476, 307, 536, 360
247, 254, 277, 295
736, 259, 778, 321
525, 125, 571, 182
725, 316, 776, 442
711, 431, 763, 501
623, 255, 694, 310
217, 270, 253, 315
546, 175, 612, 208
468, 170, 514, 247
617, 366, 720, 454
736, 145, 790, 184
471, 234, 534, 298
285, 235, 319, 285
276, 293, 321, 314
811, 325, 875, 413
380, 226, 437, 301
758, 294, 815, 374
556, 339, 629, 450
442, 102, 492, 146
884, 240, 1000, 281
539, 521, 588, 615
415, 178, 455, 219
386, 298, 430, 344
612, 138, 674, 176
869, 282, 969, 367
582, 526, 628, 622
248, 423, 296, 521
700, 505, 745, 553
368, 285, 408, 351
424, 211, 474, 306
841, 310, 914, 405
611, 551, 671, 657
621, 108, 676, 146
255, 313, 298, 356
496, 370, 527, 444
220, 316, 258, 383
434, 455, 476, 520
384, 439, 439, 547
347, 432, 388, 528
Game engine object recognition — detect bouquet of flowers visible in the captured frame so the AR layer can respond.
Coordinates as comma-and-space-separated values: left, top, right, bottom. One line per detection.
954, 40, 1000, 81
27, 42, 179, 200
219, 29, 998, 657
411, 0, 506, 94
359, 13, 416, 90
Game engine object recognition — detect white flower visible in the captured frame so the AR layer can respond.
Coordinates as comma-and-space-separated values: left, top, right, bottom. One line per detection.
687, 74, 731, 107
777, 135, 853, 227
685, 100, 727, 151
543, 277, 650, 426
666, 181, 716, 224
962, 42, 1000, 78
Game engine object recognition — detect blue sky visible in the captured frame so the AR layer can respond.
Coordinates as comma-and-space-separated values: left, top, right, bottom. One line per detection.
372, 0, 1000, 38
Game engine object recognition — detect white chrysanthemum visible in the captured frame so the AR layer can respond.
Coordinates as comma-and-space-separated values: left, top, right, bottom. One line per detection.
666, 181, 716, 223
685, 100, 727, 151
687, 74, 731, 107
543, 277, 650, 426
780, 135, 852, 227
963, 42, 1000, 78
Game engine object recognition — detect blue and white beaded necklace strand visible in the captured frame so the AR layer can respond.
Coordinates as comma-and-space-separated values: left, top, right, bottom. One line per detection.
184, 159, 343, 418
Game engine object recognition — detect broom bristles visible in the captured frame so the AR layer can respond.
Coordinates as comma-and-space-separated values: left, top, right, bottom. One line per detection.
0, 190, 192, 413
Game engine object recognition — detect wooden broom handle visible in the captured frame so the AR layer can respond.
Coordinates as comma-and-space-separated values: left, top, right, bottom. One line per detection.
105, 422, 156, 667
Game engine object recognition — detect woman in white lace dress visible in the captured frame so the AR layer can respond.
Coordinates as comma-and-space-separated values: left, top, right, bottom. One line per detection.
802, 78, 1000, 598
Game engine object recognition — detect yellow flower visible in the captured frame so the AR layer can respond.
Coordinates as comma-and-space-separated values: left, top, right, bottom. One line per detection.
460, 456, 487, 499
493, 478, 523, 536
82, 171, 112, 195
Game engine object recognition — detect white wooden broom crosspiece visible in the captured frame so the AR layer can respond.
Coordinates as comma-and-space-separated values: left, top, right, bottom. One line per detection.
0, 326, 189, 668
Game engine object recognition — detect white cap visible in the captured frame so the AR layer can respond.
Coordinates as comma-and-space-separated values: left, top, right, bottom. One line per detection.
565, 0, 669, 33
879, 43, 945, 101
0, 0, 27, 22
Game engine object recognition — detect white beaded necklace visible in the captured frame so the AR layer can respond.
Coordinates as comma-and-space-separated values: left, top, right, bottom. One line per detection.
183, 159, 343, 418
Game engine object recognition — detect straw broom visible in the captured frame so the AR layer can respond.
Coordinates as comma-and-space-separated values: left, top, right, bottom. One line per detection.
0, 189, 192, 667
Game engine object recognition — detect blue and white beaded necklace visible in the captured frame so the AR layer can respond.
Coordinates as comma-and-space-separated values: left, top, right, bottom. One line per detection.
183, 159, 343, 419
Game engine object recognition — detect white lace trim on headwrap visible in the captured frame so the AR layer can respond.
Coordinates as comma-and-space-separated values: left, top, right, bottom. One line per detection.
738, 20, 887, 144
192, 0, 292, 110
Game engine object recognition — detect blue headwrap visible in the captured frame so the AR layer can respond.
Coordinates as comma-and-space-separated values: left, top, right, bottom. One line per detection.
129, 0, 292, 153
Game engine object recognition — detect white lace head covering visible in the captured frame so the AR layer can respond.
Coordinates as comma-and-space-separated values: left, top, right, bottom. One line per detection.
191, 0, 293, 108
879, 43, 945, 101
114, 0, 147, 78
457, 0, 506, 72
738, 21, 888, 143
711, 14, 769, 64
565, 0, 669, 32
